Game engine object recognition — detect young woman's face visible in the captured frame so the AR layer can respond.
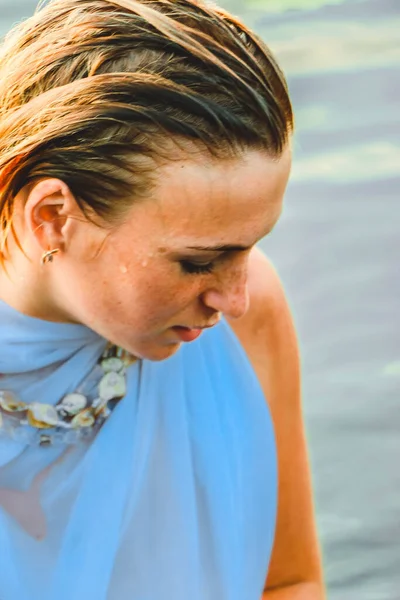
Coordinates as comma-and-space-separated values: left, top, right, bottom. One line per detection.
50, 148, 291, 360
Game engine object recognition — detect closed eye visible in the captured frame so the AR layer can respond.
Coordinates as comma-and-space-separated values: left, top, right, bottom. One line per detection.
180, 260, 215, 275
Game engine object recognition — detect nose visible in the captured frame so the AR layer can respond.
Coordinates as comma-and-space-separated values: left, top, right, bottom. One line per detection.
200, 264, 250, 320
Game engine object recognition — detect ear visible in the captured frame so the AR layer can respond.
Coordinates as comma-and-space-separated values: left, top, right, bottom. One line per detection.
24, 178, 82, 254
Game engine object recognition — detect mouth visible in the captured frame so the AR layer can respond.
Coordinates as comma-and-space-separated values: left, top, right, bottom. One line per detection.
171, 321, 218, 343
171, 326, 203, 342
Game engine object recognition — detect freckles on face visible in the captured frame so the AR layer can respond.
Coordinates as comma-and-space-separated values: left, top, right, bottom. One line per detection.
58, 147, 291, 359
80, 221, 199, 337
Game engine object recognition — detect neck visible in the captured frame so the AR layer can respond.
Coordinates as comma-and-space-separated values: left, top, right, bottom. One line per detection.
0, 256, 65, 323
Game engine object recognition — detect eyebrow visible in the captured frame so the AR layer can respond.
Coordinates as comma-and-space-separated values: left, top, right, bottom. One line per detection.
182, 216, 281, 254
186, 243, 250, 252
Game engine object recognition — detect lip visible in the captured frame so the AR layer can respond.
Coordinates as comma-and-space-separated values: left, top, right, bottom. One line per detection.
172, 326, 203, 343
171, 321, 219, 343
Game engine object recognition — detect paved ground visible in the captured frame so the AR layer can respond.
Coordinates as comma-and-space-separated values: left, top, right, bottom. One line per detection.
251, 2, 400, 598
1, 1, 399, 598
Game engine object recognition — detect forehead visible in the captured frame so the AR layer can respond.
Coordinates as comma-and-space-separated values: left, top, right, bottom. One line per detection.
126, 148, 291, 246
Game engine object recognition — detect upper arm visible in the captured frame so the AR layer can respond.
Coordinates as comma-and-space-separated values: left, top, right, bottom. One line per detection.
228, 248, 324, 593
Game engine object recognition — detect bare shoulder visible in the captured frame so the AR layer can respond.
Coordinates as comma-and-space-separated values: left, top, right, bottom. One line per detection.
228, 247, 324, 592
227, 246, 300, 413
228, 246, 295, 343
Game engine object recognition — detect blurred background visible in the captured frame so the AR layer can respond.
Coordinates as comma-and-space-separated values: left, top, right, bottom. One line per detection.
1, 0, 399, 597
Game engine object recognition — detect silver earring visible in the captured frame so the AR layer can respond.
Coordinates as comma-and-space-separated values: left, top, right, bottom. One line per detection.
41, 249, 60, 265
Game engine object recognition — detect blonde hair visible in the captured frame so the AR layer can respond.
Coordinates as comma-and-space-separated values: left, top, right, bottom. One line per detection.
0, 0, 293, 255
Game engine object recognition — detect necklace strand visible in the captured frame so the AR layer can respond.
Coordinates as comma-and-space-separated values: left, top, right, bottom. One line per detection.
0, 344, 137, 447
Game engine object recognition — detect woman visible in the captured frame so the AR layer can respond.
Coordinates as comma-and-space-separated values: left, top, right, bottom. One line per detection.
0, 0, 324, 598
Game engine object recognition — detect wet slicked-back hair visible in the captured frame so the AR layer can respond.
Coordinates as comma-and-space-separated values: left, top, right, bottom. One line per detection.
0, 0, 293, 252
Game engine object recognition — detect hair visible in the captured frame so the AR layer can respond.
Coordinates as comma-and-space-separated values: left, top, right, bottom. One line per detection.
0, 0, 293, 256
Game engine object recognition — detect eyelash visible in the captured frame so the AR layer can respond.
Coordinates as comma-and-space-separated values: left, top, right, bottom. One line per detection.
180, 260, 215, 275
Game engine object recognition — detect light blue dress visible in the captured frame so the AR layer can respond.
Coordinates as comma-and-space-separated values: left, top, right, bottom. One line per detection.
0, 299, 277, 600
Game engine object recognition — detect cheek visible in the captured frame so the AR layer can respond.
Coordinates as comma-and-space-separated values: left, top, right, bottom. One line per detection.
96, 261, 198, 328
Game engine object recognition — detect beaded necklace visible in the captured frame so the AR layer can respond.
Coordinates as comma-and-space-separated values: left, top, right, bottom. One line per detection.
0, 344, 137, 447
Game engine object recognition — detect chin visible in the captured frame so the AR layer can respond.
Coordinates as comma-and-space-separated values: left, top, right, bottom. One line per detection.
145, 344, 181, 362
122, 339, 182, 363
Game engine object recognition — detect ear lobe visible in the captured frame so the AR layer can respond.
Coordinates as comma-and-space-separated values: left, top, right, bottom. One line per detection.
24, 178, 76, 253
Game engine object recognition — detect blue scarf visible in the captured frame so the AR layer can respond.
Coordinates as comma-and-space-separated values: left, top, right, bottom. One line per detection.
0, 299, 277, 600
